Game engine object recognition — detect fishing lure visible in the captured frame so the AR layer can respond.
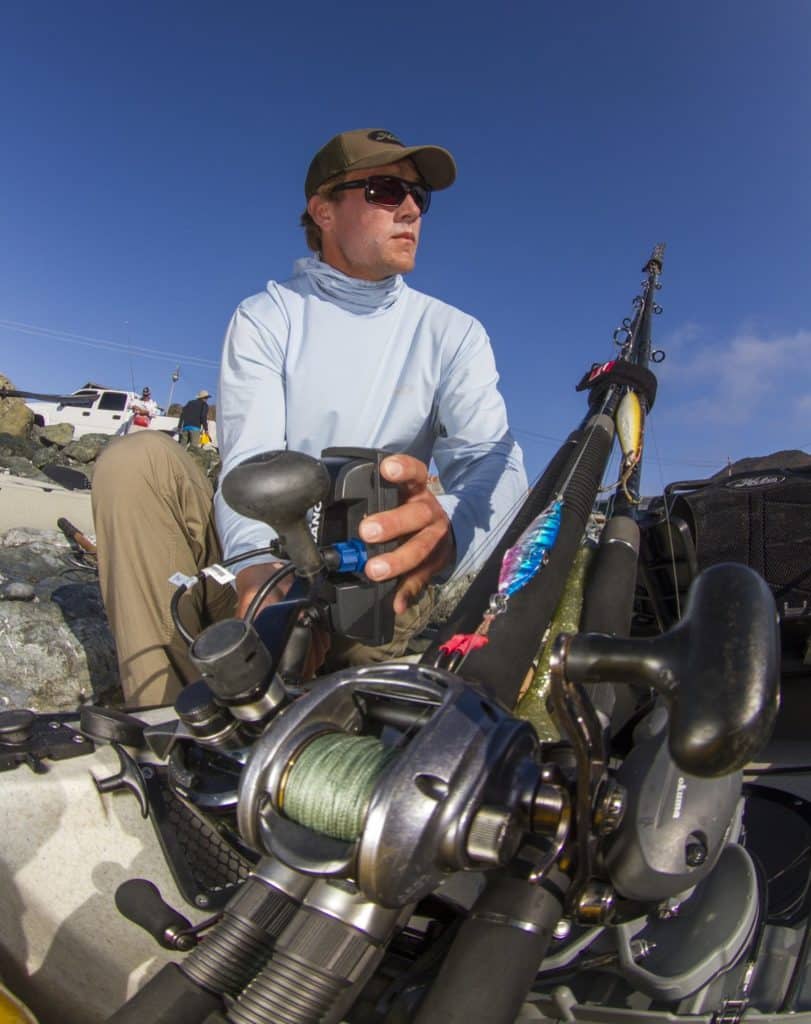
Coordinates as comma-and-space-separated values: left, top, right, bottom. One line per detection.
616, 390, 644, 501
497, 498, 564, 599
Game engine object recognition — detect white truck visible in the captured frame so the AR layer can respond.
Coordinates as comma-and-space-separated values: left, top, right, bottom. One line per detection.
24, 383, 217, 444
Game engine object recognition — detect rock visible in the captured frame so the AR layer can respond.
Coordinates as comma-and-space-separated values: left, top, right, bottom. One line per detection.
0, 582, 36, 601
0, 457, 51, 482
0, 528, 123, 709
0, 375, 34, 439
186, 446, 222, 487
0, 433, 39, 461
38, 423, 75, 447
60, 434, 111, 464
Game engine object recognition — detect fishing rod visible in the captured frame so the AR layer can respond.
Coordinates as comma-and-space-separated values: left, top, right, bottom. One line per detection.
423, 245, 664, 710
0, 388, 98, 407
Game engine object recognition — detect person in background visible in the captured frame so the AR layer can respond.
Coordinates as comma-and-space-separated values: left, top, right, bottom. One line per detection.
178, 390, 210, 448
128, 386, 159, 430
92, 127, 527, 706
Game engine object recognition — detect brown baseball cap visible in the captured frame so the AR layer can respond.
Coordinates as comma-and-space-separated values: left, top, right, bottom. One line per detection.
305, 128, 456, 199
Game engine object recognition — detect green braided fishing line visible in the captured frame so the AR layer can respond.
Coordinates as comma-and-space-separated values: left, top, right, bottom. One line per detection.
283, 733, 397, 841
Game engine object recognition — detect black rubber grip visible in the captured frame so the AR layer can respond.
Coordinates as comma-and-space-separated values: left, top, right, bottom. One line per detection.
580, 516, 640, 636
115, 879, 191, 949
413, 868, 569, 1023
106, 963, 223, 1023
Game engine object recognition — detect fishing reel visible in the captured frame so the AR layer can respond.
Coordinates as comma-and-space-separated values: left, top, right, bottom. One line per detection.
236, 663, 572, 909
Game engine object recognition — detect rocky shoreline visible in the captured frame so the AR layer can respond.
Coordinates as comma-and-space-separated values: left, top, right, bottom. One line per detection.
0, 375, 220, 711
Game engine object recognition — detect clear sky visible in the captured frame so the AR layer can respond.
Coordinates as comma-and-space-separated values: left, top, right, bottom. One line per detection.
2, 1, 809, 494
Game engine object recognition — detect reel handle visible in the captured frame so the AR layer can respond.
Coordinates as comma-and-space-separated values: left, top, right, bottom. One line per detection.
558, 562, 780, 777
222, 450, 330, 579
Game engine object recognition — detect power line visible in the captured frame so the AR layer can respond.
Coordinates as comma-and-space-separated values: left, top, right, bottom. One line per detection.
0, 318, 219, 369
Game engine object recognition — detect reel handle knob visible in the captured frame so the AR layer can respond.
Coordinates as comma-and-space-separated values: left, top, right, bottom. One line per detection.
222, 450, 330, 578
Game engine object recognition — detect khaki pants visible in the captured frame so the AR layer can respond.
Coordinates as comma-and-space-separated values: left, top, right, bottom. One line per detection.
180, 428, 202, 449
92, 432, 434, 707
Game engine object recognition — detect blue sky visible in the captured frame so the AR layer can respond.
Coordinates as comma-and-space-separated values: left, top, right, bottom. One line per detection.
2, 1, 809, 494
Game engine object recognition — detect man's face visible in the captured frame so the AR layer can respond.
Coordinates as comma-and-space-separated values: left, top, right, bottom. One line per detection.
311, 160, 424, 281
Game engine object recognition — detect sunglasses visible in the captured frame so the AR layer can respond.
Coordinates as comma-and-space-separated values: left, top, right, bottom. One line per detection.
330, 175, 432, 215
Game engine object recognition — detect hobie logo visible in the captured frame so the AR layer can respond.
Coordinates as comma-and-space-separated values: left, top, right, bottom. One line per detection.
672, 776, 687, 819
726, 474, 785, 489
368, 130, 404, 146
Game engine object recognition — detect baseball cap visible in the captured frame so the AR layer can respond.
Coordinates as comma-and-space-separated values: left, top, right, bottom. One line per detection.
305, 129, 456, 199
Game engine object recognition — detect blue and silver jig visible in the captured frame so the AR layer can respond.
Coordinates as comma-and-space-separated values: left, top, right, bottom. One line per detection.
497, 499, 564, 599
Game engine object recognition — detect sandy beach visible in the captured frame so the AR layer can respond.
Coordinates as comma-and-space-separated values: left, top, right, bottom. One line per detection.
0, 473, 94, 535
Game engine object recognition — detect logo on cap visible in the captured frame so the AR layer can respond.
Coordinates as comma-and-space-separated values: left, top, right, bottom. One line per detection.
368, 130, 404, 146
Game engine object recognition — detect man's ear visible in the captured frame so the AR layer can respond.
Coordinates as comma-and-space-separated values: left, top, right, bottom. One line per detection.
308, 193, 333, 231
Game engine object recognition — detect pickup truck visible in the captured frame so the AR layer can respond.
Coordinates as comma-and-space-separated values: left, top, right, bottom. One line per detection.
24, 384, 217, 443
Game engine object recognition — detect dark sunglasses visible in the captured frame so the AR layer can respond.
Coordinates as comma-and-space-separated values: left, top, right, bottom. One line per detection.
330, 175, 432, 215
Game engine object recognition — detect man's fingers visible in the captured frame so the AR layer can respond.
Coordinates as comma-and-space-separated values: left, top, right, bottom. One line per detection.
365, 524, 446, 582
359, 499, 434, 544
380, 454, 428, 492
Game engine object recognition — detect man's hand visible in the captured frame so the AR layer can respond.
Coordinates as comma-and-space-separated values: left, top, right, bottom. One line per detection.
359, 455, 455, 615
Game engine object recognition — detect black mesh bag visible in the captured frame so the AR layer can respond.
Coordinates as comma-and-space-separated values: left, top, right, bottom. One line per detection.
668, 450, 811, 615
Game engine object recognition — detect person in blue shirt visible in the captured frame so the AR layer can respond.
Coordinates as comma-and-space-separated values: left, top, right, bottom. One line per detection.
92, 127, 527, 706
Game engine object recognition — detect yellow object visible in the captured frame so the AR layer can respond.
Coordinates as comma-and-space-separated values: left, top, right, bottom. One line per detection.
515, 542, 593, 740
0, 982, 38, 1024
200, 431, 211, 445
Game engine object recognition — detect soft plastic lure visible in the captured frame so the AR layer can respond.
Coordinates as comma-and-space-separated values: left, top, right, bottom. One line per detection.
497, 499, 564, 599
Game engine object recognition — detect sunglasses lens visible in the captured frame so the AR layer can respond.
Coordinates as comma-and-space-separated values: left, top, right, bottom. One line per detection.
367, 177, 430, 214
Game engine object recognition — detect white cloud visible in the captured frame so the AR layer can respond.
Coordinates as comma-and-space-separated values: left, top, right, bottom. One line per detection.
658, 326, 811, 426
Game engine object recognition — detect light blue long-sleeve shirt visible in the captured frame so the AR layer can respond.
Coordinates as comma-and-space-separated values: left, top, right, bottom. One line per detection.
214, 257, 527, 577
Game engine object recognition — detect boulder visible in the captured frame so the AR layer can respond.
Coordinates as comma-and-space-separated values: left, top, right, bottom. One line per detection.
0, 528, 122, 710
0, 433, 40, 462
0, 457, 51, 482
38, 423, 75, 447
0, 375, 34, 440
60, 434, 111, 464
186, 446, 222, 487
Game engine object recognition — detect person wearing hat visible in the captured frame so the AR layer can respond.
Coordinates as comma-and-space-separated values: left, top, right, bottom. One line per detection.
177, 390, 211, 448
128, 386, 159, 430
92, 128, 526, 706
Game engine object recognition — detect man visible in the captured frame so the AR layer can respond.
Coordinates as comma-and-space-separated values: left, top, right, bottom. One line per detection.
178, 390, 210, 448
128, 386, 158, 429
93, 128, 526, 706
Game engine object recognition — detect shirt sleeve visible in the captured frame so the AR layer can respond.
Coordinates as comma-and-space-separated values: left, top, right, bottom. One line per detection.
431, 320, 527, 576
214, 295, 289, 569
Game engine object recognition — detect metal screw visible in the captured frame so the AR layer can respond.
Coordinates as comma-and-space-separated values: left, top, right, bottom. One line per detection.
195, 893, 210, 908
553, 918, 571, 941
48, 721, 61, 730
594, 779, 626, 837
141, 766, 154, 780
72, 734, 85, 744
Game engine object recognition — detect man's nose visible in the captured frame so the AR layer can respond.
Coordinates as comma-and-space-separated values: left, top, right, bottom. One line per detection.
395, 194, 422, 221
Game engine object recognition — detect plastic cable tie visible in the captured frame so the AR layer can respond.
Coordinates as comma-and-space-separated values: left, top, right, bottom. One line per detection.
439, 634, 489, 657
202, 563, 236, 585
169, 572, 198, 589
